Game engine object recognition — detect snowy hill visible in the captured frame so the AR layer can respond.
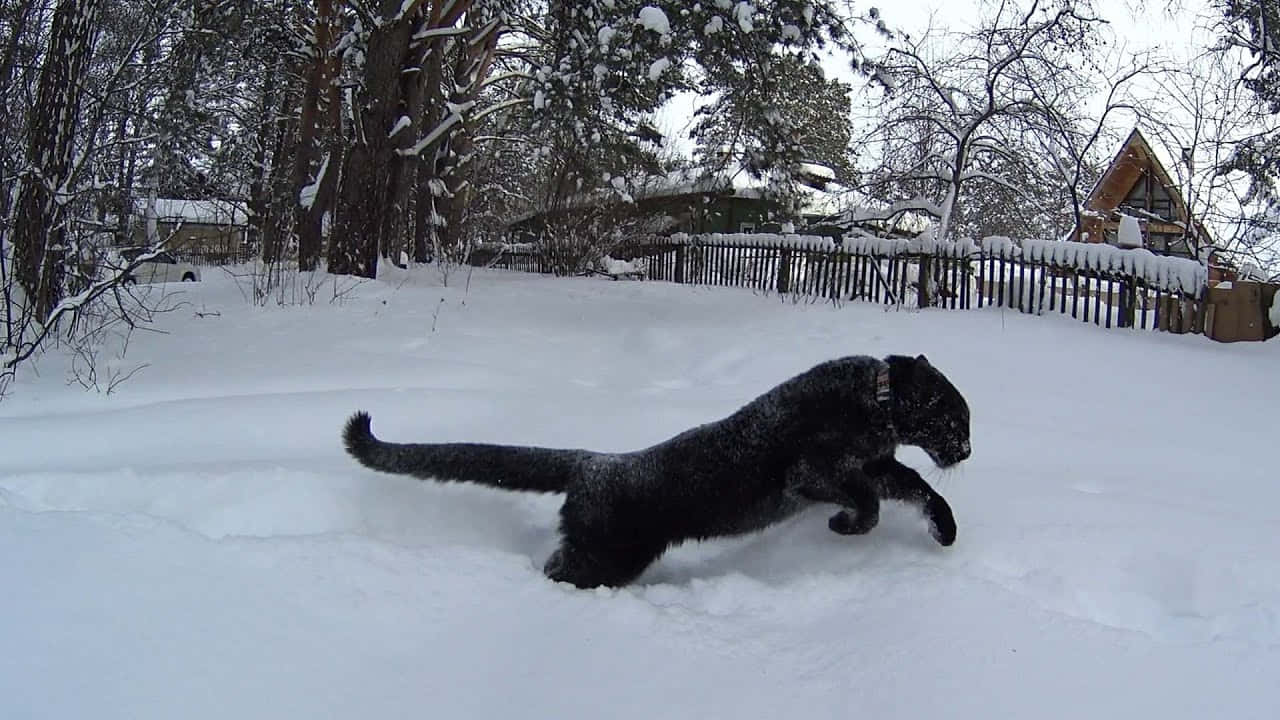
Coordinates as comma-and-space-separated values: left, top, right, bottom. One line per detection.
2, 267, 1277, 719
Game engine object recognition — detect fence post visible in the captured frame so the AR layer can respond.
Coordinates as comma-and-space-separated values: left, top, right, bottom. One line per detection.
1119, 280, 1136, 328
1188, 295, 1205, 335
674, 245, 686, 284
777, 248, 792, 294
917, 255, 934, 307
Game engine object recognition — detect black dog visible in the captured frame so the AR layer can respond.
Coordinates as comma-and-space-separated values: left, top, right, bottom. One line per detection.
344, 354, 970, 588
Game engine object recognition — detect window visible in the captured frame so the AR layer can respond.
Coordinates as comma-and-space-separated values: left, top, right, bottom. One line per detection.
1150, 198, 1174, 222
739, 222, 756, 233
1122, 172, 1178, 222
1124, 180, 1147, 203
1165, 236, 1190, 255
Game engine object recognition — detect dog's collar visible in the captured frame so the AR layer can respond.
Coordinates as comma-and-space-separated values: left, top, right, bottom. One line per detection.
875, 362, 892, 404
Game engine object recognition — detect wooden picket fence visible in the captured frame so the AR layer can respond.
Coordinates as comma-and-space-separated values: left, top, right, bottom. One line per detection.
473, 234, 1207, 335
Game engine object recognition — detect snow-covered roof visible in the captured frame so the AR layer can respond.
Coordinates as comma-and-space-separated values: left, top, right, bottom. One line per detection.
504, 168, 769, 226
506, 161, 851, 228
1085, 129, 1205, 236
797, 162, 835, 181
133, 198, 250, 226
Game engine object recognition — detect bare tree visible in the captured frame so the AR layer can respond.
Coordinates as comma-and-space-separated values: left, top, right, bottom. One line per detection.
1143, 46, 1280, 270
1017, 45, 1165, 242
857, 0, 1106, 241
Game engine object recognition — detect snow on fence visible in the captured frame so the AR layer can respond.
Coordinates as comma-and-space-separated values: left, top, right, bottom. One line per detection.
475, 233, 1209, 334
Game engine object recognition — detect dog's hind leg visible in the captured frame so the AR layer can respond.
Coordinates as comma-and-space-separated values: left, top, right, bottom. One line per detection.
543, 535, 663, 589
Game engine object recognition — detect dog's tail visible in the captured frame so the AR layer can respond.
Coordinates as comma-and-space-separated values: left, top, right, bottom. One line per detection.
342, 411, 589, 493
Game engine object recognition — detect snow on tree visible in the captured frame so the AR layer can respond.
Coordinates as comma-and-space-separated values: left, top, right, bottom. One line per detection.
11, 0, 103, 322
856, 1, 1108, 242
1214, 0, 1280, 273
691, 54, 857, 201
1220, 0, 1280, 196
528, 0, 869, 210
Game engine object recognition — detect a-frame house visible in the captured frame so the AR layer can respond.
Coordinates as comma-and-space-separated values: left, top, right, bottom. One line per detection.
1074, 128, 1213, 261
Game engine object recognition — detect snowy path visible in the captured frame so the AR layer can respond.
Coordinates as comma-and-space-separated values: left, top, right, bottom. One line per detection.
2, 268, 1277, 719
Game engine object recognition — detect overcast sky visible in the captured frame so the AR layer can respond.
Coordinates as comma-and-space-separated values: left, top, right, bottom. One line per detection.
862, 0, 1215, 63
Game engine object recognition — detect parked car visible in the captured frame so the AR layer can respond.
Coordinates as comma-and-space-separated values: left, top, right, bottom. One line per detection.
115, 248, 201, 285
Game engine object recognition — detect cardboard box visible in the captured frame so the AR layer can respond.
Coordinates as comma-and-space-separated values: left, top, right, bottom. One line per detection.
1205, 282, 1270, 342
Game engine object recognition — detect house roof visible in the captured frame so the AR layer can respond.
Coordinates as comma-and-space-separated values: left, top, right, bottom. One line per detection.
504, 163, 840, 227
133, 198, 250, 226
1085, 129, 1202, 228
1081, 128, 1214, 250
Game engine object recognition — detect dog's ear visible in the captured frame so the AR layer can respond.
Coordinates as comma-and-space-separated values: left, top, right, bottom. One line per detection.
916, 354, 930, 366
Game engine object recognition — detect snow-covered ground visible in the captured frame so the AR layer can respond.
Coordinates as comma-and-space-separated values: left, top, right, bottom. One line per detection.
2, 266, 1277, 719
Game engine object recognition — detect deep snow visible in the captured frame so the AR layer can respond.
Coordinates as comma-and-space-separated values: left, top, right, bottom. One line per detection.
1, 266, 1277, 719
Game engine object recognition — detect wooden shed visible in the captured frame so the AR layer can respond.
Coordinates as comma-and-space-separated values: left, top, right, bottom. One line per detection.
505, 172, 797, 243
1075, 129, 1212, 259
130, 197, 250, 261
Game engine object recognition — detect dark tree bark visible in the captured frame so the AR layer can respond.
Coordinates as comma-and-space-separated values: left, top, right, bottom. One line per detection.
247, 52, 281, 259
329, 0, 474, 278
260, 82, 299, 265
12, 0, 102, 321
412, 35, 448, 264
438, 16, 501, 250
293, 0, 340, 271
329, 1, 417, 278
413, 4, 501, 262
0, 0, 41, 345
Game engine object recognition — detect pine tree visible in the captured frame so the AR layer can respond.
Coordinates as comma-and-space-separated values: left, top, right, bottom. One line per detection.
692, 55, 855, 185
1220, 0, 1280, 200
529, 1, 864, 207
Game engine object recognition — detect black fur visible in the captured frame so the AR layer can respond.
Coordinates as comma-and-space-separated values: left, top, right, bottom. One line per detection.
343, 354, 971, 588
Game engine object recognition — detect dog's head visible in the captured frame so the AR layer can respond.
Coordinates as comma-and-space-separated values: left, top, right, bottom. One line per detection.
887, 355, 971, 468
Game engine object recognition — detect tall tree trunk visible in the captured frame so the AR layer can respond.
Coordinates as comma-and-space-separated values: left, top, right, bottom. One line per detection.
413, 33, 449, 263
12, 0, 102, 321
329, 0, 475, 277
330, 2, 416, 278
382, 18, 433, 266
438, 12, 501, 250
294, 0, 340, 271
248, 57, 280, 258
113, 114, 137, 245
261, 84, 298, 264
1, 0, 41, 346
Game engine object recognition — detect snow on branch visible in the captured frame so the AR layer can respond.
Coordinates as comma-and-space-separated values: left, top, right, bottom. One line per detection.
398, 100, 476, 157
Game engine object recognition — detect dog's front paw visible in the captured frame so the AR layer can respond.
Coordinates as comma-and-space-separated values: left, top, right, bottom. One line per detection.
926, 497, 956, 546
